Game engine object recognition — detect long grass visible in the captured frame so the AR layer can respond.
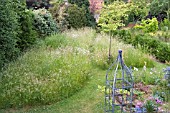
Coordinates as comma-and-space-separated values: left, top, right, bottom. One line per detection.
0, 27, 156, 109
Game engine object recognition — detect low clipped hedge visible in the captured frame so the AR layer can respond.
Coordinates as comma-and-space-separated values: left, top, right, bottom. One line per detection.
114, 30, 170, 63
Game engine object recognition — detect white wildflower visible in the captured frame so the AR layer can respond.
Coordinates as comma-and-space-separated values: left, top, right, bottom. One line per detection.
134, 67, 138, 71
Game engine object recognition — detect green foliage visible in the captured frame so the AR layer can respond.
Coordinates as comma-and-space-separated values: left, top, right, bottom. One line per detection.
0, 0, 19, 68
49, 2, 69, 32
135, 18, 158, 33
65, 4, 87, 29
98, 1, 131, 32
68, 0, 89, 8
134, 34, 170, 62
149, 0, 169, 16
160, 19, 170, 31
127, 0, 148, 23
68, 0, 96, 27
144, 100, 156, 113
17, 9, 38, 51
33, 8, 58, 37
115, 30, 170, 63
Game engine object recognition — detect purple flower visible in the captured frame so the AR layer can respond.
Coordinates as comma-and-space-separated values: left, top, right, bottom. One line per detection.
156, 99, 162, 104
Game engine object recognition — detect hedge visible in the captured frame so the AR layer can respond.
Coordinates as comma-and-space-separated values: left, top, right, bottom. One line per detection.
115, 30, 170, 62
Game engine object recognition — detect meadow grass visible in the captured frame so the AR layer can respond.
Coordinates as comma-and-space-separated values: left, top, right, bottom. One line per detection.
0, 27, 166, 111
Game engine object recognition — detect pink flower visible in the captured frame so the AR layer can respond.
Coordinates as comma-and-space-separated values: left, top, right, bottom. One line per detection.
136, 101, 143, 108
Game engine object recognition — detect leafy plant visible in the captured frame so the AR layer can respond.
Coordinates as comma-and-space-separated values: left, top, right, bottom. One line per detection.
98, 1, 131, 33
65, 4, 87, 29
68, 0, 96, 27
0, 0, 20, 69
135, 18, 158, 33
144, 100, 156, 113
49, 2, 69, 32
149, 0, 169, 17
33, 8, 58, 37
17, 9, 38, 51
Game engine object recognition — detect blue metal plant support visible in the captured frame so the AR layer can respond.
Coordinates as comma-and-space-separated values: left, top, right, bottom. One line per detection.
105, 50, 134, 113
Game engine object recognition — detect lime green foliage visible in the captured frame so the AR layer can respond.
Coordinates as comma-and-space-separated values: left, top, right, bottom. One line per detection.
135, 18, 158, 33
98, 1, 131, 32
33, 8, 58, 37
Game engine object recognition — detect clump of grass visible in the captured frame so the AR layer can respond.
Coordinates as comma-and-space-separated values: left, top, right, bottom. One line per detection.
0, 38, 92, 108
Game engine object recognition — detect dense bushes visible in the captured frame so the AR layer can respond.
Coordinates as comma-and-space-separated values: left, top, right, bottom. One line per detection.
33, 8, 58, 37
65, 5, 87, 29
115, 30, 170, 62
0, 0, 19, 68
17, 9, 38, 51
68, 0, 96, 27
149, 0, 169, 18
49, 2, 93, 30
26, 0, 51, 9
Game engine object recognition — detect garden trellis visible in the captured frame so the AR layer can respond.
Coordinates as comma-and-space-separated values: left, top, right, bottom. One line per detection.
105, 50, 134, 113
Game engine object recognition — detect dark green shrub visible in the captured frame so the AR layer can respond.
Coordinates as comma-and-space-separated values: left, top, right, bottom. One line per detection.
68, 0, 96, 27
65, 4, 87, 29
149, 0, 169, 16
11, 0, 38, 51
33, 8, 58, 37
26, 0, 50, 9
68, 0, 89, 8
17, 9, 38, 51
133, 34, 170, 62
116, 30, 133, 44
115, 30, 170, 62
0, 0, 19, 68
